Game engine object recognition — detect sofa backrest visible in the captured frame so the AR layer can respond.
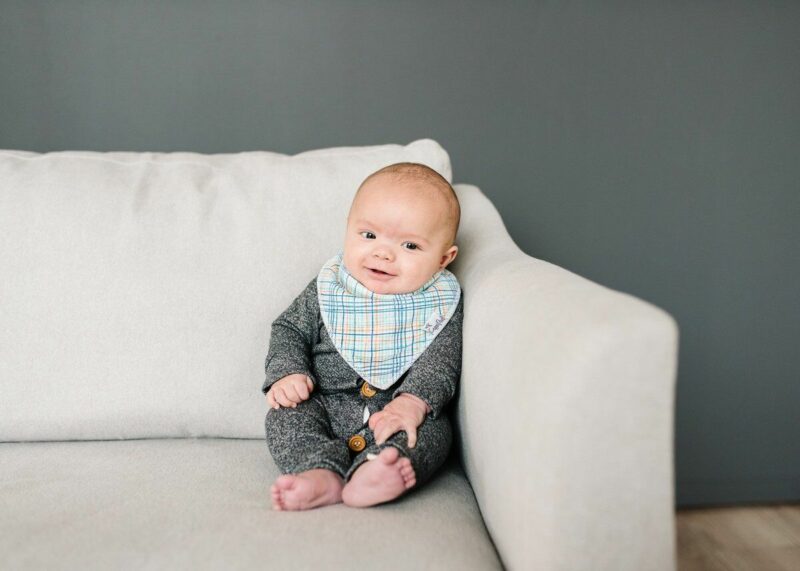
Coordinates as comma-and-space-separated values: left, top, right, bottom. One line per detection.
0, 139, 452, 441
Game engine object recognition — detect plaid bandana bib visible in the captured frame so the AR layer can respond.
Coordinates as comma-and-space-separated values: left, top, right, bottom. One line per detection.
317, 252, 461, 390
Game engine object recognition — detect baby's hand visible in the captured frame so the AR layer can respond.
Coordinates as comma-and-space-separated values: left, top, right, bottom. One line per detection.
266, 374, 314, 409
368, 393, 430, 448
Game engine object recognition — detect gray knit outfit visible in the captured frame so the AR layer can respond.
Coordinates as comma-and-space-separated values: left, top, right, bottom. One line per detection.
262, 278, 463, 485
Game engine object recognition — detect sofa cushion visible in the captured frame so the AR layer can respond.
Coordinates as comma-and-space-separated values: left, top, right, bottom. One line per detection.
0, 140, 451, 441
0, 439, 501, 570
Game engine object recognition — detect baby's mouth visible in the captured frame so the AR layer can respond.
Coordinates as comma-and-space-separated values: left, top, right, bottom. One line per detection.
366, 267, 395, 279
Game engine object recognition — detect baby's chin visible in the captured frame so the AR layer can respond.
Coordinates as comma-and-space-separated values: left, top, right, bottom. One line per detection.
365, 280, 430, 295
363, 281, 405, 295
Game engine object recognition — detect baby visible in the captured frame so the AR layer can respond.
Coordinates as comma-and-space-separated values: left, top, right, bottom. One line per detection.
262, 161, 463, 510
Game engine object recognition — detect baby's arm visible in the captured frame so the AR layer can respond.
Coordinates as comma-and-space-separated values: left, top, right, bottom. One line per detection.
369, 297, 464, 446
262, 280, 319, 407
390, 296, 464, 420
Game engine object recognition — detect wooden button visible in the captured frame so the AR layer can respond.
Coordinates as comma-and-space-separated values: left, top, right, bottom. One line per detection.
348, 434, 366, 452
360, 382, 377, 398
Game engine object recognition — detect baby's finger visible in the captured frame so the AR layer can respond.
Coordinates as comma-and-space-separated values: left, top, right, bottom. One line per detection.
306, 376, 314, 392
294, 379, 310, 400
266, 390, 278, 409
283, 384, 301, 405
274, 387, 293, 408
374, 425, 387, 445
371, 417, 386, 444
405, 423, 418, 448
375, 418, 400, 446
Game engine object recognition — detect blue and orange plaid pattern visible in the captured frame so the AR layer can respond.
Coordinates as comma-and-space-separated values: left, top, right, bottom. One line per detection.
317, 252, 461, 389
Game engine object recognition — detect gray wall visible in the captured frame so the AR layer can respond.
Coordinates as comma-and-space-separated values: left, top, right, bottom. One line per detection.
1, 1, 798, 507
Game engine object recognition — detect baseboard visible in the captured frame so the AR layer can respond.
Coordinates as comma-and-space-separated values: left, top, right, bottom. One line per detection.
677, 475, 800, 508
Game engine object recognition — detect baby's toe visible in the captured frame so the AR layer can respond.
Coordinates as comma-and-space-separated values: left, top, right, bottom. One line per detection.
399, 459, 414, 474
399, 462, 416, 487
274, 474, 296, 490
379, 446, 400, 464
271, 489, 284, 510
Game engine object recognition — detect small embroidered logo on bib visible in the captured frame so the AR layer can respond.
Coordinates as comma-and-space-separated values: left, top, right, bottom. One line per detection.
424, 311, 446, 335
317, 252, 461, 390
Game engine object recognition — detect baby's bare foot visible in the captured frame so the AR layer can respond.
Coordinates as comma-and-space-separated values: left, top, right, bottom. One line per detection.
270, 468, 344, 511
341, 446, 416, 508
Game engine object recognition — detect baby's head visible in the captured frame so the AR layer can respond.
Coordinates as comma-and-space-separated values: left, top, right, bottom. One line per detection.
342, 162, 460, 294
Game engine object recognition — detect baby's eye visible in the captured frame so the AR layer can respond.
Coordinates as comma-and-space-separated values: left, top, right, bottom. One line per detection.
402, 242, 419, 251
360, 231, 376, 239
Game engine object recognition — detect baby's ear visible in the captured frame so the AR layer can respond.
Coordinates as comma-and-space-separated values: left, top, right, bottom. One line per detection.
440, 245, 458, 268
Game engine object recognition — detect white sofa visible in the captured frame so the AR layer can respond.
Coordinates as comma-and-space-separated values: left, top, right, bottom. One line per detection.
0, 139, 678, 570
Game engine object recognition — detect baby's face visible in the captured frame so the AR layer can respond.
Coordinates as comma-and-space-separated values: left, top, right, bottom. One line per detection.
342, 177, 458, 294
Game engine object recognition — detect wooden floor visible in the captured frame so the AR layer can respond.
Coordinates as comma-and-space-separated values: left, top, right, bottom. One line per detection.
677, 504, 800, 570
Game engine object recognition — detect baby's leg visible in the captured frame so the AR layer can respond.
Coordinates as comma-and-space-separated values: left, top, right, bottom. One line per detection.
264, 396, 350, 510
341, 412, 453, 507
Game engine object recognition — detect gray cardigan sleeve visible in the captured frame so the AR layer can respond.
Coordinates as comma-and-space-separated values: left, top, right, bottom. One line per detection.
391, 295, 464, 420
261, 279, 319, 394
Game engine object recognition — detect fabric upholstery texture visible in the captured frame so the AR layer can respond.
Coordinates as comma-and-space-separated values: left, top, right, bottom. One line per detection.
0, 439, 501, 570
0, 139, 450, 441
450, 184, 678, 570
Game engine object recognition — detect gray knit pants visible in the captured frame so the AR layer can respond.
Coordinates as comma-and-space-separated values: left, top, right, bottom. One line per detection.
264, 383, 452, 485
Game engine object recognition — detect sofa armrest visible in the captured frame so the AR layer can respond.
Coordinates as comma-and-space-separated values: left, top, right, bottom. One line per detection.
451, 184, 678, 571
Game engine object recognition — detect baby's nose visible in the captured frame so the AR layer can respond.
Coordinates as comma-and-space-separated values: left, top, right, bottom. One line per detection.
373, 247, 393, 260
